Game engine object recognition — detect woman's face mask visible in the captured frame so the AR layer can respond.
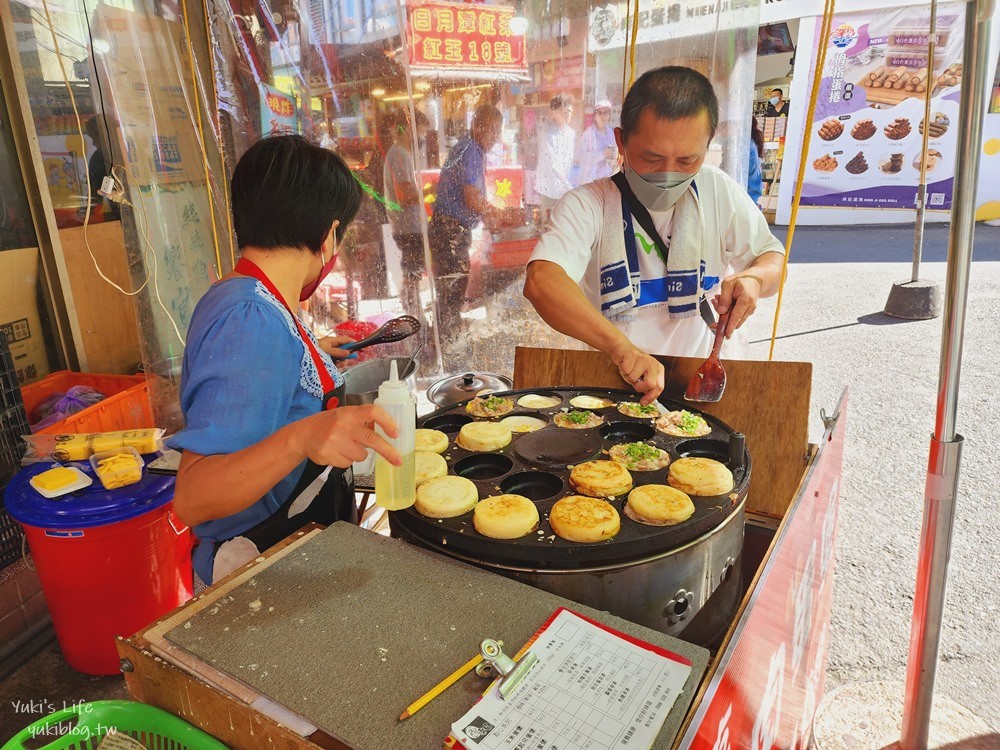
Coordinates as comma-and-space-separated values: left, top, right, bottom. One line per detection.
300, 234, 339, 301
623, 167, 697, 212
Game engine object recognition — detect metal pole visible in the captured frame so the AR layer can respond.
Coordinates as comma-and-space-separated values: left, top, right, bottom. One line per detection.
900, 1, 994, 748
912, 0, 937, 283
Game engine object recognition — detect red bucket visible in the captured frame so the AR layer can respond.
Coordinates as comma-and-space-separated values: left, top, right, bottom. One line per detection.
5, 465, 193, 674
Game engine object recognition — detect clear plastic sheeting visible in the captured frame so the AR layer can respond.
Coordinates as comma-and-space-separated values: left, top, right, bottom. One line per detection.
206, 0, 762, 384
9, 0, 234, 431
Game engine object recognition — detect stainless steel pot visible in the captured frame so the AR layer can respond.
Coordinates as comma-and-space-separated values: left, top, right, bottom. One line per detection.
343, 357, 418, 405
426, 372, 513, 407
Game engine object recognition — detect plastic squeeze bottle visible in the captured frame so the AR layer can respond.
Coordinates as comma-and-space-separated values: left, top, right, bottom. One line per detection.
374, 360, 416, 510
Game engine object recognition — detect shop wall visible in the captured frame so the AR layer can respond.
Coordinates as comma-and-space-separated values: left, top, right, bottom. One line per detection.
774, 2, 1000, 226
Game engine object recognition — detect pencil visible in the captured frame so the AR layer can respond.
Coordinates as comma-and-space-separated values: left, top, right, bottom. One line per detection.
399, 653, 484, 720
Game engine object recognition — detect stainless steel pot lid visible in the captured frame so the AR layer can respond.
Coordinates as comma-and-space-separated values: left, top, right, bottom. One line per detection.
426, 371, 514, 406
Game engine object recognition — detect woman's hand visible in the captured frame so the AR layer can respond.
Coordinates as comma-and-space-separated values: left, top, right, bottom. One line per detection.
294, 404, 402, 469
319, 335, 358, 367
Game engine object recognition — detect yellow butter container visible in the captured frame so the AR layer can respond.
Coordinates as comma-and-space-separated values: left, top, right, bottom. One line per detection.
89, 447, 145, 490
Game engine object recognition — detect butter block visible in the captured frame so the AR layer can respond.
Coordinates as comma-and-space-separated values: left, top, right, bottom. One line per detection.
34, 467, 78, 492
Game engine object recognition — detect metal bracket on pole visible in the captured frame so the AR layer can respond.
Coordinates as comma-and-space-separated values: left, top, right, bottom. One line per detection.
900, 0, 994, 746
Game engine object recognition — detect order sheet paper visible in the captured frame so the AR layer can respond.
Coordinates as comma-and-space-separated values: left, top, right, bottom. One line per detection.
450, 608, 693, 749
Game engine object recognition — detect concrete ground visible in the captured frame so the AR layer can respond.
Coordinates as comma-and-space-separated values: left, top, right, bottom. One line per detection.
744, 222, 1000, 734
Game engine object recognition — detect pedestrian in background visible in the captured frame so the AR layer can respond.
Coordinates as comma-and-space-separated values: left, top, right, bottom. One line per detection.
748, 115, 764, 207
535, 95, 576, 219
574, 98, 619, 186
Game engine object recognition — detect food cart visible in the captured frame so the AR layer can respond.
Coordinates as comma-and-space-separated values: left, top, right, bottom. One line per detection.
116, 348, 847, 748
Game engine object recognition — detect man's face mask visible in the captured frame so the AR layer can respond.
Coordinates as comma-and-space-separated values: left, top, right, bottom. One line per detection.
623, 167, 697, 212
769, 96, 780, 105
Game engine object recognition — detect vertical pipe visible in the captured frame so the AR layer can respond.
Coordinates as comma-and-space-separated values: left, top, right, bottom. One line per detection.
901, 1, 993, 748
912, 0, 937, 283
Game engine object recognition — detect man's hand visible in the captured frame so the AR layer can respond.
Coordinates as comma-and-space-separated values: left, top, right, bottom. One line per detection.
714, 273, 764, 338
608, 341, 664, 405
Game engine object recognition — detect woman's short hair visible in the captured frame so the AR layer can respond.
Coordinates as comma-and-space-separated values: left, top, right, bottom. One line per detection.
620, 66, 719, 142
231, 134, 361, 253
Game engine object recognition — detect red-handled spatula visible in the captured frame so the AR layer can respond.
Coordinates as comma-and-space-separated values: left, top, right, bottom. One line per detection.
684, 312, 730, 403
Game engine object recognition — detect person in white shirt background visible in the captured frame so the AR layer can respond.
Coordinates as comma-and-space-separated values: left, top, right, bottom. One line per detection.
574, 98, 619, 186
534, 95, 576, 219
523, 66, 786, 404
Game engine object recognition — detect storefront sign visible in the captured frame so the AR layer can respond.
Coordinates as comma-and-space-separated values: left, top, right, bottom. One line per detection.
680, 391, 848, 748
799, 3, 965, 210
407, 0, 527, 70
260, 84, 299, 136
588, 0, 755, 51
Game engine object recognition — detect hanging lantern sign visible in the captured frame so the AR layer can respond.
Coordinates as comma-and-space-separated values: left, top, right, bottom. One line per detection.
407, 0, 527, 71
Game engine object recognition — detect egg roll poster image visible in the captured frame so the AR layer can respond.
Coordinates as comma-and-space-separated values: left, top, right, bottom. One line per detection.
800, 4, 966, 210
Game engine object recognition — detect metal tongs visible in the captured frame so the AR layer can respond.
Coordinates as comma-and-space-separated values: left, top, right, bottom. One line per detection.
342, 315, 420, 352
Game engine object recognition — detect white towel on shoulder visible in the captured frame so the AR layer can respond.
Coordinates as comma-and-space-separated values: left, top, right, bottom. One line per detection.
599, 184, 704, 322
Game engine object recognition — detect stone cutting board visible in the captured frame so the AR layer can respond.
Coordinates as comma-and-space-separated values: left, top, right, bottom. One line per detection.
166, 523, 709, 749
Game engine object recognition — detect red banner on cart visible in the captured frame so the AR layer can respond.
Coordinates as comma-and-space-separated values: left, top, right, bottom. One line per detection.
407, 0, 527, 70
680, 391, 848, 749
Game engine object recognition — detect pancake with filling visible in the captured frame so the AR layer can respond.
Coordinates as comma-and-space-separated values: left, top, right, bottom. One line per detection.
655, 410, 712, 437
466, 395, 515, 418
474, 494, 540, 539
456, 422, 513, 452
667, 457, 734, 496
617, 401, 663, 419
415, 451, 448, 486
569, 459, 633, 498
415, 428, 449, 454
549, 495, 621, 543
414, 475, 479, 518
553, 410, 605, 429
517, 393, 561, 409
569, 395, 615, 410
608, 442, 671, 472
625, 485, 695, 526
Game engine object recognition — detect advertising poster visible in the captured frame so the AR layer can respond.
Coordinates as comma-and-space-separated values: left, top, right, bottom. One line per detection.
801, 3, 966, 210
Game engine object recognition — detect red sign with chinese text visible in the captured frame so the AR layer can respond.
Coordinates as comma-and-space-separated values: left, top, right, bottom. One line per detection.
680, 390, 848, 750
407, 0, 527, 70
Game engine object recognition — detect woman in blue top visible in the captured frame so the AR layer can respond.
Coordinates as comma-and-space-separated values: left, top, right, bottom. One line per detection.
168, 135, 401, 586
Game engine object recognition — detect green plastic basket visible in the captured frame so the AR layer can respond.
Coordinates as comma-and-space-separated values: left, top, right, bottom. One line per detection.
2, 700, 229, 750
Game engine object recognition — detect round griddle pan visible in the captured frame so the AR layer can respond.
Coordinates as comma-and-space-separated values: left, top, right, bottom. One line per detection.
389, 387, 751, 569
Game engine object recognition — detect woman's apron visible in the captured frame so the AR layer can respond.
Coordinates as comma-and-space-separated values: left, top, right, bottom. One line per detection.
207, 259, 357, 584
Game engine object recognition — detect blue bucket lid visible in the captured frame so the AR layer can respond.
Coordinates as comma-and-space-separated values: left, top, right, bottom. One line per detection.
4, 459, 175, 530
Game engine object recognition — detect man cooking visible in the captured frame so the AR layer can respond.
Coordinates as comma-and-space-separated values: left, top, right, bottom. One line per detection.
523, 66, 785, 405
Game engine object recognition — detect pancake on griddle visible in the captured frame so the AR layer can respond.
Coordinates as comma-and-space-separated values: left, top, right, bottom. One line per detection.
414, 475, 479, 518
415, 428, 449, 454
569, 459, 633, 498
466, 395, 515, 418
608, 442, 671, 472
625, 484, 695, 526
569, 394, 615, 410
517, 393, 561, 409
456, 421, 513, 452
553, 410, 605, 429
655, 410, 711, 437
667, 457, 734, 496
473, 494, 539, 539
617, 401, 663, 418
415, 451, 448, 486
549, 495, 621, 542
